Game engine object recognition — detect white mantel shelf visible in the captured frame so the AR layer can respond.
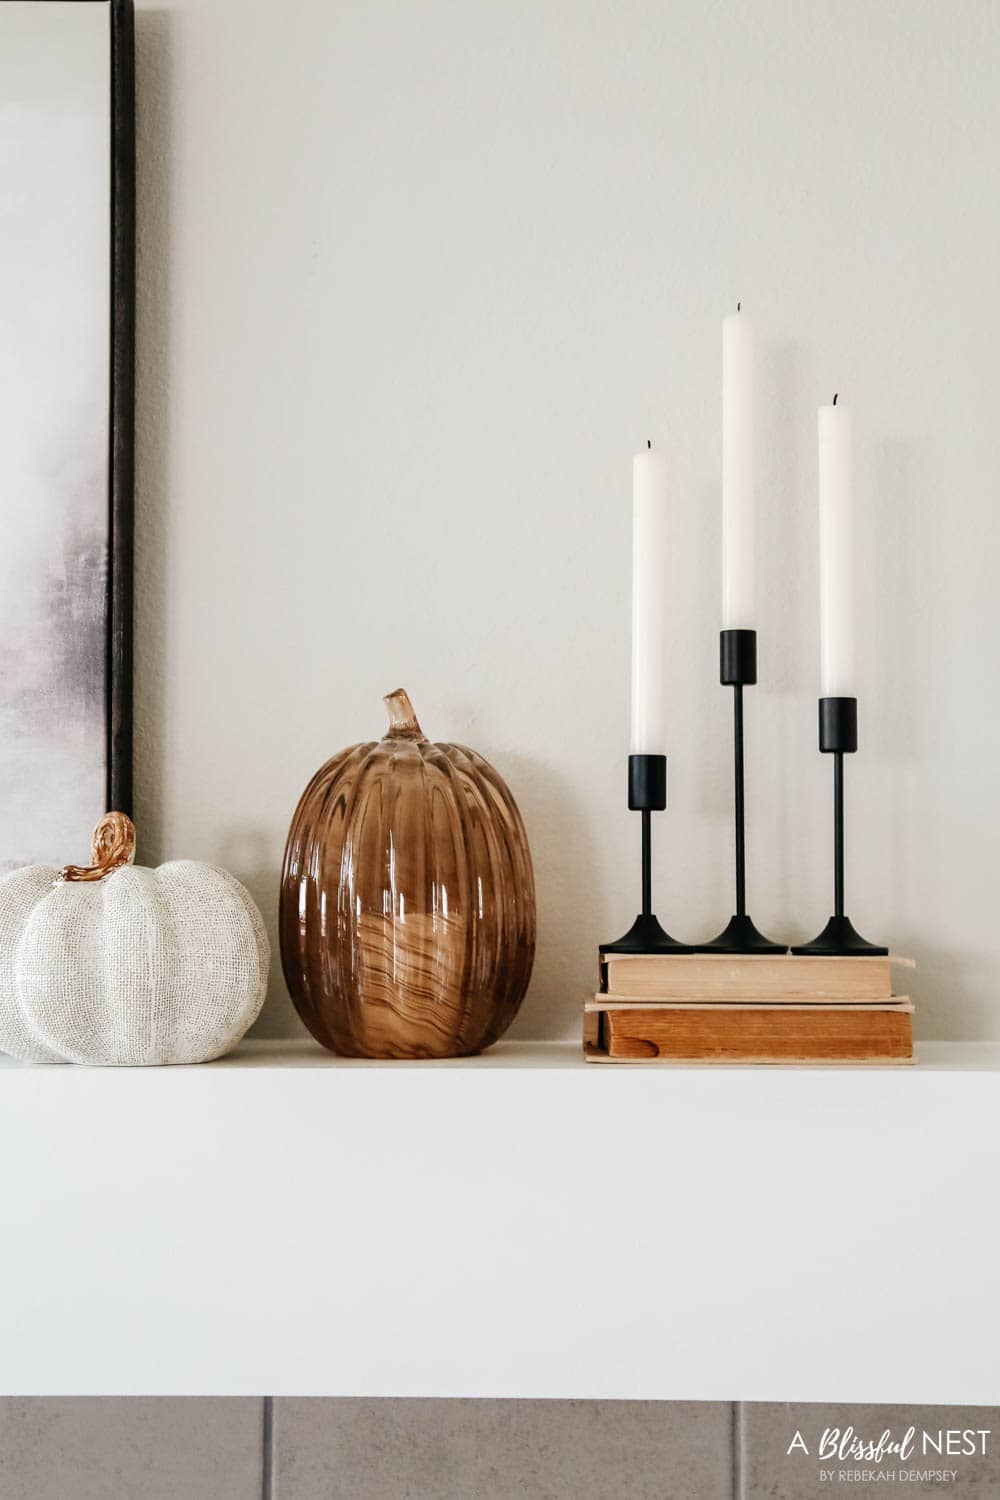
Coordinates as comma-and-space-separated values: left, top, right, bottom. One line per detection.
1, 1039, 997, 1403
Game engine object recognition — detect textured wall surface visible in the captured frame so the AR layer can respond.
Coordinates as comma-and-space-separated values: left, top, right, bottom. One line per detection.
2, 1399, 999, 1498
132, 0, 1000, 1041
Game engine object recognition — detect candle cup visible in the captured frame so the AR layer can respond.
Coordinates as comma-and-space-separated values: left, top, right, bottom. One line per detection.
697, 630, 786, 954
791, 696, 888, 956
600, 754, 693, 955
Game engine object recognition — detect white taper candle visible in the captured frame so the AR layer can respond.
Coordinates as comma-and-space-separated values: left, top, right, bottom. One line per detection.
818, 397, 855, 696
630, 442, 668, 755
722, 307, 754, 629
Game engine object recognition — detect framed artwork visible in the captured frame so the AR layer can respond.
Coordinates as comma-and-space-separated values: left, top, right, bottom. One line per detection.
0, 0, 134, 870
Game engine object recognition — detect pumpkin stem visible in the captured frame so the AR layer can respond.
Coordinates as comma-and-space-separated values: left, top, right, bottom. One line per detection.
57, 812, 138, 884
383, 688, 425, 740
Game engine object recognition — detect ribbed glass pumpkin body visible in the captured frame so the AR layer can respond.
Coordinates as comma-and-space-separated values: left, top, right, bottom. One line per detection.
279, 691, 536, 1058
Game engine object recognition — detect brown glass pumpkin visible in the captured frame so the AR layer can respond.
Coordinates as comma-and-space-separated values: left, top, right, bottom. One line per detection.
280, 689, 536, 1058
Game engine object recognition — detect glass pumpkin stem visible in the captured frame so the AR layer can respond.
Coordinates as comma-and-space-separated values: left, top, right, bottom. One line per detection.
383, 688, 425, 740
57, 812, 137, 883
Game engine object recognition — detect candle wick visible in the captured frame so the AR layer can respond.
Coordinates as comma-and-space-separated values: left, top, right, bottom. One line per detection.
737, 302, 741, 312
647, 439, 652, 449
833, 393, 838, 405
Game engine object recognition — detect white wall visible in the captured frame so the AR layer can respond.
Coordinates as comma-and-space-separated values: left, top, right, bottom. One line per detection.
133, 0, 1000, 1041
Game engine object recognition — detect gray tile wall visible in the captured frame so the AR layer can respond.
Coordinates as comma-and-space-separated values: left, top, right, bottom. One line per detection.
0, 1399, 997, 1498
0, 1398, 263, 1500
271, 1400, 733, 1500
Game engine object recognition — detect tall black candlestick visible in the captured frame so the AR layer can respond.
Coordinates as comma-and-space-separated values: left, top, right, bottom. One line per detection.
698, 630, 785, 953
792, 696, 887, 955
600, 754, 692, 954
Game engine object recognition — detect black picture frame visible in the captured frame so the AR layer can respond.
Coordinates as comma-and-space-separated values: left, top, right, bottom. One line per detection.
108, 0, 135, 817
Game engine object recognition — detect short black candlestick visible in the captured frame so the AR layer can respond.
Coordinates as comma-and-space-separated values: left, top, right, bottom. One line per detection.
792, 696, 888, 956
600, 754, 693, 954
698, 630, 786, 953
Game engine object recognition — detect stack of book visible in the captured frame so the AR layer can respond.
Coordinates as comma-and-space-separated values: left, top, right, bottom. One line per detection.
585, 952, 914, 1064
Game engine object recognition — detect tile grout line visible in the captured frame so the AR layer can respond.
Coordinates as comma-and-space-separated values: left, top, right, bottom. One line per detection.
261, 1396, 274, 1500
731, 1401, 744, 1500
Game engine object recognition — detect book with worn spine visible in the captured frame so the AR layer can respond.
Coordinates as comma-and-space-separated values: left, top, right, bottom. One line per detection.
586, 952, 915, 1064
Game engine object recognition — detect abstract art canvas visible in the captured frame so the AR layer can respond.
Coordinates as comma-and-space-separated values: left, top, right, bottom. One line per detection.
0, 0, 133, 871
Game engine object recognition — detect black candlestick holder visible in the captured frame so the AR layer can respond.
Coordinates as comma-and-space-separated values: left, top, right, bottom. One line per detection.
698, 630, 786, 954
791, 696, 888, 956
600, 754, 693, 954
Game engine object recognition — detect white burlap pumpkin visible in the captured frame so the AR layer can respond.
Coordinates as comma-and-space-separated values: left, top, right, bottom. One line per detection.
0, 814, 269, 1065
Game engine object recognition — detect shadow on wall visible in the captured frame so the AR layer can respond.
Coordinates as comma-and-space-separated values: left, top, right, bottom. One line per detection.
760, 337, 811, 941
872, 436, 918, 930
871, 435, 961, 1036
216, 824, 300, 1036
499, 748, 604, 1040
130, 9, 307, 1042
237, 828, 307, 1042
132, 7, 173, 868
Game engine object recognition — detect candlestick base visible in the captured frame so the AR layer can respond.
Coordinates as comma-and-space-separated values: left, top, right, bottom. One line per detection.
791, 915, 888, 957
600, 913, 693, 955
696, 913, 787, 954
